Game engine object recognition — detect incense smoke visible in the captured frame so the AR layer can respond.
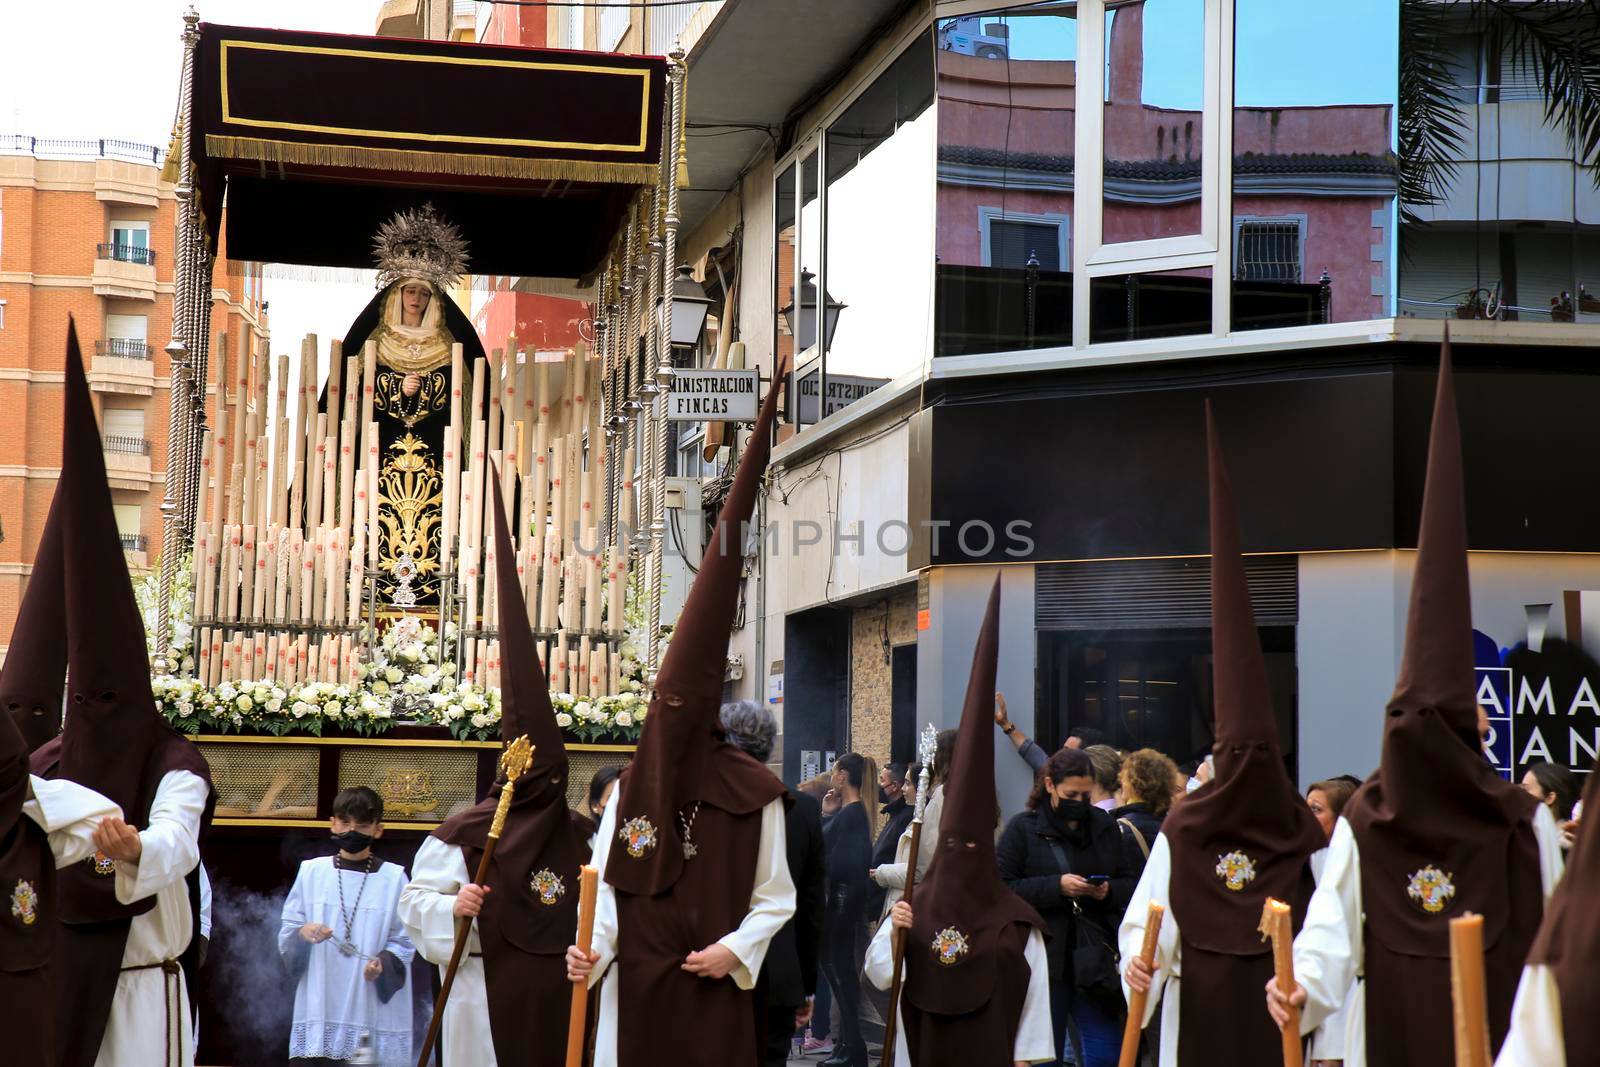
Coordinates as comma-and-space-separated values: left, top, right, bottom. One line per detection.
205, 880, 295, 1065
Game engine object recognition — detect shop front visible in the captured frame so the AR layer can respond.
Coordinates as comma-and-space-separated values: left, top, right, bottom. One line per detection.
911, 339, 1600, 796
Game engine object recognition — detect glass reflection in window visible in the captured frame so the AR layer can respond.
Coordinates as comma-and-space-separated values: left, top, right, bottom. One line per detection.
935, 4, 1077, 358
1232, 0, 1397, 331
821, 30, 934, 422
774, 162, 797, 420
1396, 5, 1600, 323
1102, 0, 1205, 244
1090, 266, 1212, 343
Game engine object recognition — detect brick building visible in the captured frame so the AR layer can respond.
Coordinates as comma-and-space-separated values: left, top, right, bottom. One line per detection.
0, 136, 266, 651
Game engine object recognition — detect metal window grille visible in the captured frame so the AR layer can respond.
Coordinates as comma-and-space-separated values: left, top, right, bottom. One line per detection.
1036, 556, 1298, 630
119, 533, 148, 552
1236, 220, 1302, 283
103, 434, 151, 456
989, 219, 1061, 271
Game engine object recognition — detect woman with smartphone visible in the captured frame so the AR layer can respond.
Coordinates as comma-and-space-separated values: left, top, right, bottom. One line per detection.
997, 747, 1142, 1067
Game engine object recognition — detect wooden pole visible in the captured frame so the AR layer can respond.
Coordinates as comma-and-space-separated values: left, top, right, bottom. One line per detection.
1259, 898, 1304, 1067
1117, 902, 1165, 1067
565, 865, 600, 1067
880, 817, 923, 1067
415, 737, 534, 1067
1450, 913, 1490, 1067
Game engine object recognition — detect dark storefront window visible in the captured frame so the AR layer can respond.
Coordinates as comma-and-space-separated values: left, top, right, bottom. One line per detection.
1397, 2, 1600, 322
1232, 0, 1398, 331
934, 3, 1077, 357
1038, 626, 1298, 777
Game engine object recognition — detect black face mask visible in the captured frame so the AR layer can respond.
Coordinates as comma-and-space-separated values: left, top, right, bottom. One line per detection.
878, 786, 891, 805
332, 829, 375, 853
1053, 797, 1090, 823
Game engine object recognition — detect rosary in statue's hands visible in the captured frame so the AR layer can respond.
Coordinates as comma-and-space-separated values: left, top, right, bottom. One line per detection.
92, 817, 143, 864
402, 372, 422, 397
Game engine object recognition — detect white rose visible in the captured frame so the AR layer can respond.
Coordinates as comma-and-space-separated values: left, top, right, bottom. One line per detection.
325, 702, 343, 719
272, 687, 286, 701
360, 694, 381, 714
574, 701, 593, 721
615, 711, 633, 728
356, 664, 369, 680
445, 703, 464, 721
236, 695, 253, 711
372, 680, 390, 696
555, 712, 573, 728
218, 682, 237, 700
470, 712, 490, 729
385, 666, 404, 683
399, 646, 421, 664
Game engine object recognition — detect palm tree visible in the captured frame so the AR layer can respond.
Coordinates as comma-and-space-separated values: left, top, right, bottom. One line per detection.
1399, 0, 1600, 225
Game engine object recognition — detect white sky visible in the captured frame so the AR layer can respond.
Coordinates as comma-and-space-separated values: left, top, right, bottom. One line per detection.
1, 1, 385, 411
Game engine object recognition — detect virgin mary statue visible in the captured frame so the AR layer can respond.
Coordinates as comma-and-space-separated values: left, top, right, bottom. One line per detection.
337, 203, 487, 608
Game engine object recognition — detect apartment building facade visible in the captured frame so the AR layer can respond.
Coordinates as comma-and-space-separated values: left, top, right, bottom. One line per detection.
0, 136, 266, 650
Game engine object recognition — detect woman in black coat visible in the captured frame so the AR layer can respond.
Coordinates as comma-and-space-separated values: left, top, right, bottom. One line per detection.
819, 752, 877, 1067
997, 747, 1142, 1067
1108, 747, 1178, 874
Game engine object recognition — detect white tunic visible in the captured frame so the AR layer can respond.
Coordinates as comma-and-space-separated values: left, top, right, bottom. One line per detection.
99, 768, 209, 1067
1292, 808, 1565, 1067
582, 784, 795, 1067
279, 857, 416, 1064
21, 773, 121, 867
862, 909, 1055, 1065
1117, 835, 1338, 1065
1495, 965, 1566, 1067
398, 835, 497, 1067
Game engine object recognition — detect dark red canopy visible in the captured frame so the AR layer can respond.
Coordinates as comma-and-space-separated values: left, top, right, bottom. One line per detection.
183, 22, 667, 279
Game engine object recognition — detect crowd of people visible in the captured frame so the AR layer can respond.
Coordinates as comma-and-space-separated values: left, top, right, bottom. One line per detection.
7, 322, 1596, 1067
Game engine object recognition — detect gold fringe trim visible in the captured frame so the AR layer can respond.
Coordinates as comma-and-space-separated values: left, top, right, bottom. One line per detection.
205, 135, 661, 186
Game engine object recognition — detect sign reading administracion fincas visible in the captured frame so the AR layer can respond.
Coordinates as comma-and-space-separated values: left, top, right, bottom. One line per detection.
666, 369, 759, 422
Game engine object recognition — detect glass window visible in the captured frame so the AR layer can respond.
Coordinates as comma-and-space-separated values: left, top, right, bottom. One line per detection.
774, 162, 797, 419
1397, 4, 1600, 323
820, 29, 935, 422
935, 5, 1077, 358
1102, 0, 1206, 244
1232, 0, 1397, 331
1090, 266, 1213, 343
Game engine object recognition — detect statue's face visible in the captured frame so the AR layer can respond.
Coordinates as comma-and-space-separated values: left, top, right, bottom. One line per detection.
400, 282, 432, 324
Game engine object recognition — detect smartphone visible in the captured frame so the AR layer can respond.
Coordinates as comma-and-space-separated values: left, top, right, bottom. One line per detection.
1086, 875, 1109, 885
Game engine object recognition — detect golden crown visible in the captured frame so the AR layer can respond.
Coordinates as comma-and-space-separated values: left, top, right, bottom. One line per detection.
372, 202, 470, 292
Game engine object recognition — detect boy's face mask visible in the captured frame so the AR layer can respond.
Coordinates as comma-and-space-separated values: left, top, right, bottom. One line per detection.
332, 829, 375, 853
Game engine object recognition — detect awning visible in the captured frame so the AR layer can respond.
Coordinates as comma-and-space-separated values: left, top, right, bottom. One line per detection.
187, 23, 667, 279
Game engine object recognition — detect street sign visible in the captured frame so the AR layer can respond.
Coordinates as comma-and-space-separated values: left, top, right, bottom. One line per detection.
666, 369, 759, 421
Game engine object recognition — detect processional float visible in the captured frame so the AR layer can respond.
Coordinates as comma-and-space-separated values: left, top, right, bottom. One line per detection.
156, 14, 694, 701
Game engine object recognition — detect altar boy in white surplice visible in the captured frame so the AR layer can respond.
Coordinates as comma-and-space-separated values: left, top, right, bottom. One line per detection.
279, 787, 415, 1065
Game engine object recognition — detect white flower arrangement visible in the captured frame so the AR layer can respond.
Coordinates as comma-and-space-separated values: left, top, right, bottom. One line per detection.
149, 565, 661, 743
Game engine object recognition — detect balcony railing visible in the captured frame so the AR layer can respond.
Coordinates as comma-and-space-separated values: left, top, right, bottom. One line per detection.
120, 533, 148, 552
97, 243, 156, 267
103, 434, 151, 457
95, 338, 153, 360
0, 134, 164, 165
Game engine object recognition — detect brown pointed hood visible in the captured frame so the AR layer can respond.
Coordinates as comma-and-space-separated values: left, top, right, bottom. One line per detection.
1161, 402, 1322, 956
1526, 771, 1600, 1056
0, 613, 53, 975
605, 369, 787, 898
433, 469, 590, 1067
905, 578, 1042, 1016
1345, 329, 1538, 959
0, 490, 67, 972
2, 492, 66, 752
46, 319, 214, 927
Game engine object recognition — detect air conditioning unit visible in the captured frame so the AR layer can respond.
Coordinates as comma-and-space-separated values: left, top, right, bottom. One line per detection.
659, 476, 704, 628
